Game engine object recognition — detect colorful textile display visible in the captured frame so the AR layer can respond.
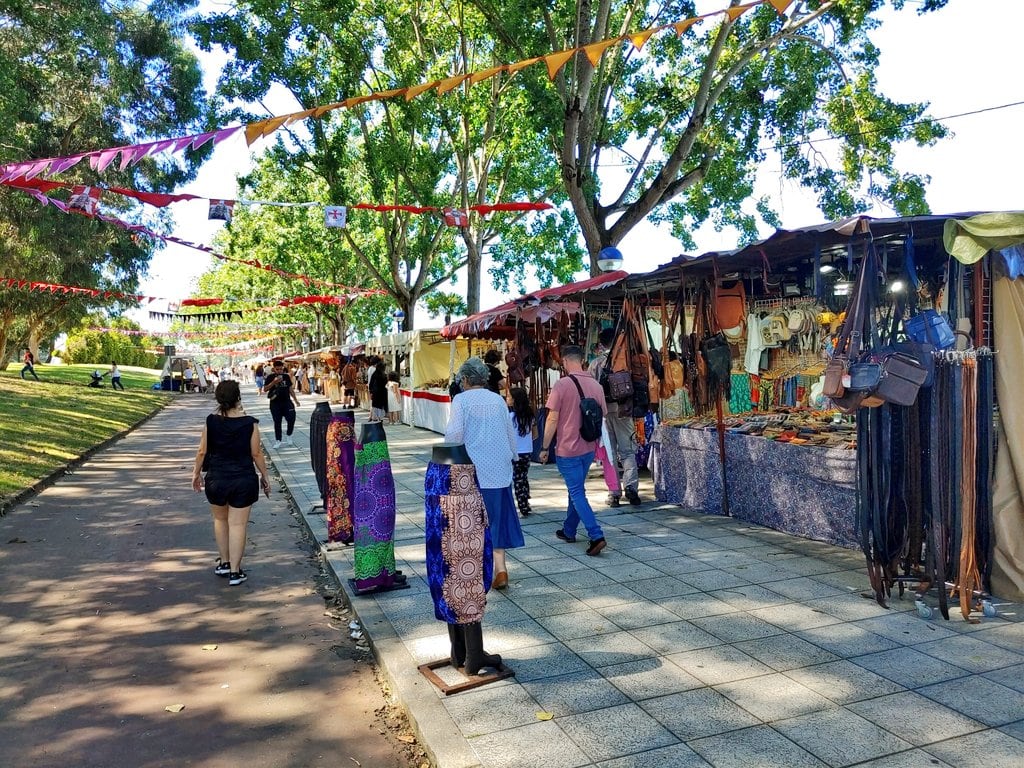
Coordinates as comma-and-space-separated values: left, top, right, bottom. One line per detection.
326, 412, 355, 543
309, 401, 333, 502
352, 426, 399, 591
425, 461, 493, 624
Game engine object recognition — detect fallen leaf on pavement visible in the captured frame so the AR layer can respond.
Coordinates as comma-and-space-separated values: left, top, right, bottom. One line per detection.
397, 734, 415, 744
536, 711, 553, 721
201, 644, 218, 651
164, 704, 185, 713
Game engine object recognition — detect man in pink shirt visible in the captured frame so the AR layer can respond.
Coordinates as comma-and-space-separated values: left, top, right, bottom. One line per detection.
538, 345, 609, 556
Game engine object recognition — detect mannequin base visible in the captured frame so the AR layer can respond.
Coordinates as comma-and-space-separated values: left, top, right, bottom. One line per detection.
347, 577, 411, 596
418, 657, 514, 696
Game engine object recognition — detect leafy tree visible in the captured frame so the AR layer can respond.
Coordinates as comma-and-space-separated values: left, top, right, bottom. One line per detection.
0, 1, 213, 360
63, 316, 162, 367
468, 0, 949, 270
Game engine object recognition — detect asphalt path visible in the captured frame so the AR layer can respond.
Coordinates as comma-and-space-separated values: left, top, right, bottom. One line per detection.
0, 394, 424, 768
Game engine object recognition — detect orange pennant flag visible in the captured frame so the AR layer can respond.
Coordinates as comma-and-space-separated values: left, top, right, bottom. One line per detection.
768, 0, 794, 14
345, 94, 378, 108
724, 3, 758, 22
628, 28, 658, 51
582, 39, 619, 66
284, 109, 316, 125
376, 88, 409, 100
405, 81, 440, 100
507, 56, 542, 74
260, 115, 290, 138
244, 120, 269, 146
672, 16, 702, 36
544, 49, 577, 80
469, 66, 505, 86
311, 102, 345, 118
436, 74, 470, 95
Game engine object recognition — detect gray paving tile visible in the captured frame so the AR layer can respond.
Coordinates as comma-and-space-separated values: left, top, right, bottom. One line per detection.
850, 750, 953, 768
640, 689, 761, 739
733, 633, 841, 671
523, 668, 631, 716
915, 634, 1024, 673
600, 562, 672, 583
848, 691, 986, 746
559, 702, 679, 762
598, 601, 684, 630
650, 556, 712, 577
573, 583, 646, 610
600, 657, 705, 700
565, 630, 659, 668
813, 568, 873, 592
771, 557, 845, 577
468, 720, 591, 768
715, 672, 833, 722
852, 612, 959, 645
513, 591, 592, 619
666, 645, 773, 686
797, 623, 902, 658
505, 574, 562, 596
520, 555, 596, 576
484, 618, 557, 655
660, 593, 740, 621
630, 621, 721, 655
690, 612, 786, 643
441, 682, 541, 736
748, 602, 846, 632
976, 621, 1024, 653
808, 593, 898, 622
707, 583, 791, 611
678, 569, 751, 592
625, 576, 698, 599
999, 718, 1024, 742
502, 640, 592, 683
917, 676, 1024, 726
773, 706, 914, 766
537, 608, 623, 641
984, 663, 1024, 694
479, 595, 532, 625
688, 725, 827, 768
851, 646, 972, 688
721, 561, 808, 584
596, 742, 712, 768
782, 659, 906, 704
922, 728, 1024, 768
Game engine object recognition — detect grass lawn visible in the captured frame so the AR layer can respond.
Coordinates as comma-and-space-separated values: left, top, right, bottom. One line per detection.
0, 364, 170, 506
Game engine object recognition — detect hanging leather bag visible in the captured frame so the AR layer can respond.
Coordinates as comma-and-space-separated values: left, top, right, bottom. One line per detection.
715, 279, 747, 332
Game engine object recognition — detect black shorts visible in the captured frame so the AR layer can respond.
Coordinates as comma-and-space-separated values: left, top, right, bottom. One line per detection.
204, 472, 259, 508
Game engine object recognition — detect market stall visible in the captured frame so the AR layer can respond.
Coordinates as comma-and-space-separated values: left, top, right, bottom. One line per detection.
364, 330, 473, 433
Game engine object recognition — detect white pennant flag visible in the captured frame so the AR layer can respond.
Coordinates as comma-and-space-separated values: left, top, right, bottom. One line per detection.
324, 205, 348, 228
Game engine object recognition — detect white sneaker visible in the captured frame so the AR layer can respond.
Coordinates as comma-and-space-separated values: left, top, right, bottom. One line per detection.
285, 436, 294, 447
272, 440, 282, 449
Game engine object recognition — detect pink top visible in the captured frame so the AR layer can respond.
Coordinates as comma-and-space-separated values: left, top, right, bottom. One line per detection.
545, 372, 607, 458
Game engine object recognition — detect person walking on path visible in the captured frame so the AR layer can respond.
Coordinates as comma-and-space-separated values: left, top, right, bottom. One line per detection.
191, 380, 272, 585
263, 359, 301, 448
20, 350, 40, 381
508, 387, 535, 517
368, 359, 389, 423
540, 344, 609, 556
444, 356, 523, 589
588, 328, 642, 506
109, 361, 125, 390
341, 357, 358, 407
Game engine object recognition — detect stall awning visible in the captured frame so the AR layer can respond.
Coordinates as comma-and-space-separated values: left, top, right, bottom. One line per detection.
441, 270, 628, 339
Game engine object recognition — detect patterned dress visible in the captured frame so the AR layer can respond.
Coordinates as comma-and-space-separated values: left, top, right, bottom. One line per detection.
326, 412, 355, 543
309, 401, 333, 502
424, 461, 493, 624
352, 433, 398, 590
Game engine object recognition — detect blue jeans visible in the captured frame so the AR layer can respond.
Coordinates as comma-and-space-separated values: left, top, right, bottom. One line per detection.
554, 452, 603, 541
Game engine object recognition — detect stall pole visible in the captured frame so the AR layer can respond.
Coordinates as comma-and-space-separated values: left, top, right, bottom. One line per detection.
715, 395, 730, 517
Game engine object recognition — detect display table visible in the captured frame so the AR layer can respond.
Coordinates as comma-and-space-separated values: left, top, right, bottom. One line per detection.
649, 424, 858, 549
400, 388, 451, 434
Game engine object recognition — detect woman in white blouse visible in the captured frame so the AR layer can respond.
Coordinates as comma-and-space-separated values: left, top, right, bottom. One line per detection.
444, 357, 523, 589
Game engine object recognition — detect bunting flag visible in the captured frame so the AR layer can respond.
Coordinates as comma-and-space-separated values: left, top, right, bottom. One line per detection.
0, 1, 787, 181
324, 205, 348, 228
88, 325, 308, 337
7, 186, 387, 295
68, 186, 102, 216
442, 208, 469, 228
208, 199, 234, 221
149, 309, 245, 323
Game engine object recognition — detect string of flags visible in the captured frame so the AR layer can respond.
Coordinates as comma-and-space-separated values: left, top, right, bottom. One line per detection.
88, 325, 309, 337
6, 186, 385, 294
0, 1, 791, 184
3, 177, 553, 228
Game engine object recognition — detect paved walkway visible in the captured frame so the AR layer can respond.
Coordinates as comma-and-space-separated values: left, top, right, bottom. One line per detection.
266, 389, 1023, 768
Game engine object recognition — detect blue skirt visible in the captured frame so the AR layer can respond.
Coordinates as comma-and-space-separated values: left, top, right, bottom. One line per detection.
480, 485, 525, 549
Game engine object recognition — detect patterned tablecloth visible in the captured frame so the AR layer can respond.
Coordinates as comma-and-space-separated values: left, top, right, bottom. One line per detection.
649, 424, 858, 549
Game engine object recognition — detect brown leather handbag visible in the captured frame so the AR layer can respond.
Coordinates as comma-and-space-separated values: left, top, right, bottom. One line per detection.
715, 279, 747, 331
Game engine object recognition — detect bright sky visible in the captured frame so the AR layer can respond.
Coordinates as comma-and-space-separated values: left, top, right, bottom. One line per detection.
133, 0, 1024, 332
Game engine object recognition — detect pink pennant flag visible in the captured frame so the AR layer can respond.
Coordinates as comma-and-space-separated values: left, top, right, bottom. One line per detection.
94, 149, 120, 172
191, 132, 217, 151
24, 160, 52, 180
50, 156, 83, 175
